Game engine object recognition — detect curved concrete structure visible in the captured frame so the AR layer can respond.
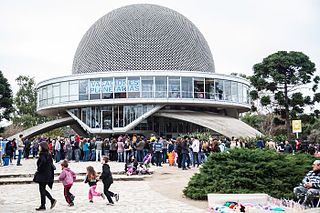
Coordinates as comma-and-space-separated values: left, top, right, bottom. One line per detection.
8, 117, 77, 140
155, 111, 262, 138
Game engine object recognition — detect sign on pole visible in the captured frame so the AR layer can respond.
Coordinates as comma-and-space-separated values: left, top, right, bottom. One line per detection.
292, 120, 302, 139
292, 120, 302, 133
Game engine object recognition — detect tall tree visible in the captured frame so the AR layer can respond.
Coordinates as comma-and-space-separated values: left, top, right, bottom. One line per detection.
0, 71, 13, 122
250, 51, 319, 139
13, 75, 46, 129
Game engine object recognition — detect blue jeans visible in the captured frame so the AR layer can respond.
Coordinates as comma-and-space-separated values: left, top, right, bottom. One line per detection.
83, 150, 89, 161
137, 150, 144, 162
162, 149, 167, 163
17, 150, 22, 165
55, 150, 61, 163
117, 152, 124, 162
155, 151, 162, 166
182, 153, 188, 169
74, 149, 81, 162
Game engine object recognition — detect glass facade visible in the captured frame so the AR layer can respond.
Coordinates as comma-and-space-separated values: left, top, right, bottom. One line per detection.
38, 76, 250, 107
70, 104, 155, 129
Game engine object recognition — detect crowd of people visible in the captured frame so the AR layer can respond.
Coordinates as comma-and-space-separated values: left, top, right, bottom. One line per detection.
1, 134, 319, 168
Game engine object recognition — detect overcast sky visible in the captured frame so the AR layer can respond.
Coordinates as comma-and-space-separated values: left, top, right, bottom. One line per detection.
1, 0, 320, 95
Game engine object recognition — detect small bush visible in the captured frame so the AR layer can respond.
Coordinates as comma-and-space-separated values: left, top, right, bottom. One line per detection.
183, 149, 316, 200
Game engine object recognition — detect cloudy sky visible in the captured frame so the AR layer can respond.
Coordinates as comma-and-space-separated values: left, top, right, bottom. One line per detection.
1, 0, 319, 95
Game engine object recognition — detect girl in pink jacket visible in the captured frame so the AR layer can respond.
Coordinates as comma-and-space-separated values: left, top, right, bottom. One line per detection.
59, 160, 76, 206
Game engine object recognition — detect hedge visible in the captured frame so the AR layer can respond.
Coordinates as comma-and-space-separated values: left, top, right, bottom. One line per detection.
183, 149, 316, 200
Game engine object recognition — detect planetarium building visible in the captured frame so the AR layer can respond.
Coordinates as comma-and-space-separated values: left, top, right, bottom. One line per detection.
32, 4, 261, 138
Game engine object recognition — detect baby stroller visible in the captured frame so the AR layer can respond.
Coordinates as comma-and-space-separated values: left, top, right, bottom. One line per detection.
143, 153, 152, 168
136, 162, 151, 175
125, 155, 138, 176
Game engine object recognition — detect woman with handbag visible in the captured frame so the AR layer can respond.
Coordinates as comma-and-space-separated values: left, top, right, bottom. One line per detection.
33, 142, 57, 211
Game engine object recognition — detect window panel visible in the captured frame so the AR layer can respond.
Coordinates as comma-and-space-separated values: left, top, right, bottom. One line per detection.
205, 78, 215, 99
127, 77, 140, 98
231, 81, 238, 102
181, 77, 193, 98
224, 80, 231, 101
169, 77, 180, 98
90, 79, 101, 100
102, 78, 113, 99
155, 77, 167, 98
115, 78, 126, 98
194, 78, 204, 99
141, 77, 153, 98
214, 79, 224, 100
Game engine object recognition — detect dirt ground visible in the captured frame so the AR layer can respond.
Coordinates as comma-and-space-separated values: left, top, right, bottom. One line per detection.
147, 166, 207, 210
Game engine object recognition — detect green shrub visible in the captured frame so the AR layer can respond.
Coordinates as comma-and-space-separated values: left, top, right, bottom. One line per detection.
183, 149, 316, 200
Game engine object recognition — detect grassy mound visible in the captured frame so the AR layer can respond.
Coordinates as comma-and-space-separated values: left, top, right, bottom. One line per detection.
183, 149, 316, 200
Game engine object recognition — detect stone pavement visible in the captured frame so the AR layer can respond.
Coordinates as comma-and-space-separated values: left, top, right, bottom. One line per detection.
0, 181, 206, 213
0, 158, 207, 212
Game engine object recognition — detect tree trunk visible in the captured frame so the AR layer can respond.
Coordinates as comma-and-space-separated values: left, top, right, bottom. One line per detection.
284, 79, 291, 140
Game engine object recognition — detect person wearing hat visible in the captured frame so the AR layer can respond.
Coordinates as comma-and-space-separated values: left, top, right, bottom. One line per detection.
293, 160, 320, 208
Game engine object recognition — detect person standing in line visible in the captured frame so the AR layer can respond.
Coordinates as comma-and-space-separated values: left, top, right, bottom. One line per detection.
59, 160, 76, 207
95, 137, 103, 162
284, 140, 293, 154
73, 136, 81, 162
54, 139, 61, 163
16, 134, 25, 166
124, 138, 132, 163
82, 139, 90, 162
153, 138, 163, 167
24, 138, 31, 159
191, 136, 200, 167
100, 156, 119, 206
181, 137, 190, 170
5, 139, 14, 164
136, 136, 145, 162
160, 136, 168, 164
64, 138, 73, 161
33, 142, 57, 211
117, 138, 124, 162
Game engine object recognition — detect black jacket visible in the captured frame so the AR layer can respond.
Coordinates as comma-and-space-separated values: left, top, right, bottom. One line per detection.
33, 152, 55, 187
100, 164, 113, 184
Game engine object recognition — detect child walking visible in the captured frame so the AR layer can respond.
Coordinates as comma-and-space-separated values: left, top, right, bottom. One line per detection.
100, 156, 119, 205
85, 166, 105, 202
59, 160, 76, 207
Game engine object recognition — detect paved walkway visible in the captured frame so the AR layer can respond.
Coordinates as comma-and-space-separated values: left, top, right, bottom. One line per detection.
0, 180, 206, 212
0, 158, 207, 212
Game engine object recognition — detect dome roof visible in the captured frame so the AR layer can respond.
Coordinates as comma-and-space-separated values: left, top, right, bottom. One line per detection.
72, 4, 215, 74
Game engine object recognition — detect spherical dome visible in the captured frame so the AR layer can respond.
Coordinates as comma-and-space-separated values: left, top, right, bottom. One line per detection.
72, 4, 215, 74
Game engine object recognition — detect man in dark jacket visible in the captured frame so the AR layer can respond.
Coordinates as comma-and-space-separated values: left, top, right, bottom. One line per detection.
181, 138, 190, 170
100, 156, 119, 205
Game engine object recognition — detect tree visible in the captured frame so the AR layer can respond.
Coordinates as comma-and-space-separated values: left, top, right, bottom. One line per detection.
307, 129, 320, 144
240, 113, 263, 130
0, 71, 13, 123
13, 75, 47, 129
184, 149, 316, 200
250, 51, 319, 139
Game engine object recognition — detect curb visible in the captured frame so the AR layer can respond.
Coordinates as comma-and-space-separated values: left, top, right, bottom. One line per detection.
0, 175, 152, 185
